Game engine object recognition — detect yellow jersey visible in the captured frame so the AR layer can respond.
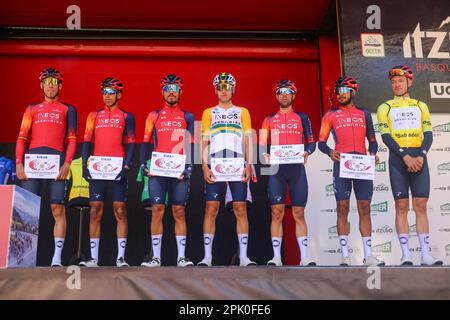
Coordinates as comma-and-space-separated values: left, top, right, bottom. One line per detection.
67, 157, 90, 201
377, 96, 432, 148
201, 105, 252, 155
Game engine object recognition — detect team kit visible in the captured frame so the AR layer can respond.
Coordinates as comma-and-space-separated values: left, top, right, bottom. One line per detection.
14, 66, 444, 268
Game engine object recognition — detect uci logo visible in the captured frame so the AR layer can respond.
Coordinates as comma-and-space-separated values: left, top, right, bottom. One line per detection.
430, 83, 450, 99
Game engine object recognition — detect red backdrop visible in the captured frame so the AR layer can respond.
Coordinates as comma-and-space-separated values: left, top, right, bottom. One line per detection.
0, 39, 322, 143
0, 35, 341, 265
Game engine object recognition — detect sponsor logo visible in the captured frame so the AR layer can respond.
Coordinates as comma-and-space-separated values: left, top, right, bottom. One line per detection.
430, 83, 450, 99
409, 224, 418, 236
37, 112, 61, 120
375, 162, 386, 172
445, 244, 450, 252
92, 161, 119, 173
373, 225, 394, 234
321, 208, 336, 213
433, 123, 450, 132
28, 159, 56, 171
214, 163, 240, 174
372, 241, 392, 253
373, 183, 389, 192
155, 157, 183, 170
274, 123, 299, 130
98, 118, 120, 125
323, 247, 358, 254
320, 169, 332, 173
160, 120, 183, 128
273, 148, 301, 158
328, 223, 350, 238
438, 163, 450, 171
361, 33, 385, 57
325, 183, 335, 197
343, 158, 372, 172
213, 112, 239, 120
438, 227, 450, 232
441, 203, 450, 211
403, 22, 450, 59
430, 147, 450, 152
373, 123, 380, 133
434, 186, 450, 191
377, 145, 387, 152
371, 201, 388, 212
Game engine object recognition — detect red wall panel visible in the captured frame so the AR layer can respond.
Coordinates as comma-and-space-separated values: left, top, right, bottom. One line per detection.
0, 40, 322, 144
0, 38, 342, 265
319, 35, 342, 114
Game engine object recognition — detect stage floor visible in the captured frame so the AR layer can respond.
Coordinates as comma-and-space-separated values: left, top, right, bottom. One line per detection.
1, 266, 449, 299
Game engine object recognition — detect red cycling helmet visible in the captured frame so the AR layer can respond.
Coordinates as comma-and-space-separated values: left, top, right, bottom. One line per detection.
334, 76, 359, 93
161, 74, 183, 89
101, 77, 124, 92
275, 79, 297, 94
39, 67, 63, 82
388, 65, 414, 80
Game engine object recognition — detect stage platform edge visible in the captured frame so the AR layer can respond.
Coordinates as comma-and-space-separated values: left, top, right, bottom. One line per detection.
1, 266, 449, 300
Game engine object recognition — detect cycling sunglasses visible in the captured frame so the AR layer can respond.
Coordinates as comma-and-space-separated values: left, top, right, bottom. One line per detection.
102, 87, 117, 95
335, 87, 354, 94
276, 88, 295, 95
216, 83, 232, 91
163, 84, 181, 93
42, 77, 59, 86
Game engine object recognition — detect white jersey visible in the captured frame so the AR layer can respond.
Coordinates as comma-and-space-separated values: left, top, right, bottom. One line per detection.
201, 105, 252, 155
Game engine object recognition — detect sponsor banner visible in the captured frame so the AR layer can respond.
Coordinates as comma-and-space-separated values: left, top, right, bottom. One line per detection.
88, 156, 123, 180
24, 154, 60, 179
211, 157, 244, 182
269, 144, 304, 164
150, 152, 186, 178
338, 0, 450, 113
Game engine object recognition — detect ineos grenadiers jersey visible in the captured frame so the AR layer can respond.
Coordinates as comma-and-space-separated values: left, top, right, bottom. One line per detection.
83, 106, 136, 157
260, 109, 316, 154
143, 105, 194, 154
16, 100, 77, 165
201, 105, 252, 155
319, 105, 377, 155
377, 97, 432, 148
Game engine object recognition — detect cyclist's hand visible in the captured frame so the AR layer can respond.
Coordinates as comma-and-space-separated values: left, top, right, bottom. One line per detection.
16, 163, 28, 180
303, 152, 309, 164
203, 166, 216, 184
56, 163, 70, 180
330, 150, 341, 162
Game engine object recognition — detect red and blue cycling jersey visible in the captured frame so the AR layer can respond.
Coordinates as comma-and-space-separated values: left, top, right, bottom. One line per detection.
140, 104, 195, 168
82, 106, 136, 166
318, 105, 377, 155
259, 109, 316, 156
16, 100, 78, 165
